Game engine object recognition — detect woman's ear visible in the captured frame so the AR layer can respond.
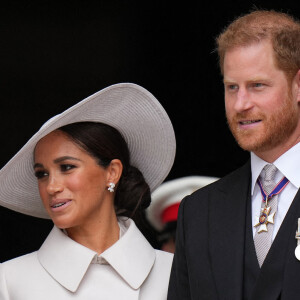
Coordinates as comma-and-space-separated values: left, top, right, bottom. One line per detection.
106, 159, 123, 186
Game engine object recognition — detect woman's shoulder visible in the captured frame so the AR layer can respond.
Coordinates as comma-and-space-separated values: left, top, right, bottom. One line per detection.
1, 251, 40, 275
0, 251, 42, 299
2, 251, 38, 266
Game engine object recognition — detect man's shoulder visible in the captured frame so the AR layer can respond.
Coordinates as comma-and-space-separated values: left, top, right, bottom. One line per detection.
214, 160, 251, 187
184, 161, 251, 204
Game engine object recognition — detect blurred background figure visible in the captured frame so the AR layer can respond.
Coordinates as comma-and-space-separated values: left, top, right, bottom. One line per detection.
146, 176, 219, 253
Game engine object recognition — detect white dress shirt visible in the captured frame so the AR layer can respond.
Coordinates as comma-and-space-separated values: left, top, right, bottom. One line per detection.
0, 217, 173, 299
251, 142, 300, 239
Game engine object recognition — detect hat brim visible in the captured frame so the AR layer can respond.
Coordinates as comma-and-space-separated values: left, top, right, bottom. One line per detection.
0, 83, 176, 219
147, 176, 219, 231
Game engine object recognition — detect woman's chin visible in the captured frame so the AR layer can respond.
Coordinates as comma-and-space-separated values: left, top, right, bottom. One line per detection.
51, 216, 75, 230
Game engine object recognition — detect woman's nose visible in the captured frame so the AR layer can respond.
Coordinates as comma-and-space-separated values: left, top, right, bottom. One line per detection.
46, 176, 64, 195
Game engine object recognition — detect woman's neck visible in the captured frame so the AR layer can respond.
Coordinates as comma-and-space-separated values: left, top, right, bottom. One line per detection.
65, 211, 120, 254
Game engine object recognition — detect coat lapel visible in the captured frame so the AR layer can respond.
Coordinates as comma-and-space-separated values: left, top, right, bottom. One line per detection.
38, 226, 96, 292
209, 161, 251, 299
101, 217, 156, 290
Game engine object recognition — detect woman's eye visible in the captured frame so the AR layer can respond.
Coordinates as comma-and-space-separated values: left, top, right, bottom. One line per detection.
60, 164, 76, 172
34, 170, 48, 179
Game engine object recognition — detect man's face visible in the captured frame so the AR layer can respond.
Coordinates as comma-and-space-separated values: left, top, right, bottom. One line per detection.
224, 41, 300, 160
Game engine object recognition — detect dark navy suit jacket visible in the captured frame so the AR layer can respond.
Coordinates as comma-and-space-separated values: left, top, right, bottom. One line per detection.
167, 161, 300, 300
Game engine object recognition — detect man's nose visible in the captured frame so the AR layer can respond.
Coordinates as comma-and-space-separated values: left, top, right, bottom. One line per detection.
233, 88, 254, 112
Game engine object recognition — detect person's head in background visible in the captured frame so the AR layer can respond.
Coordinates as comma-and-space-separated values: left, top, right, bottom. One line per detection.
147, 176, 218, 253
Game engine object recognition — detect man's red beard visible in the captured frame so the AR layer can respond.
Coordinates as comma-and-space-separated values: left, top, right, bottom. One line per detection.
226, 94, 299, 154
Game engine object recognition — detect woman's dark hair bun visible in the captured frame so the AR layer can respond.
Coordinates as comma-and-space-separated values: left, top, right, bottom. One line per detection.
115, 165, 151, 220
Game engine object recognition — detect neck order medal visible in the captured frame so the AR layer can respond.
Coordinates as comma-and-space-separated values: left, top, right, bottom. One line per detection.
254, 176, 289, 233
254, 198, 275, 233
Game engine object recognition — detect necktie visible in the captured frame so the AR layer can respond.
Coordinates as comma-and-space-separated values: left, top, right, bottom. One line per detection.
254, 164, 278, 267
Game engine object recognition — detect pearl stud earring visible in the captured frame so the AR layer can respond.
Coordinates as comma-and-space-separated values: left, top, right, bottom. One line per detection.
108, 182, 115, 193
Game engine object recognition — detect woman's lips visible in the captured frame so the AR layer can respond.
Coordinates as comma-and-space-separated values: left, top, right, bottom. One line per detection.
50, 200, 72, 211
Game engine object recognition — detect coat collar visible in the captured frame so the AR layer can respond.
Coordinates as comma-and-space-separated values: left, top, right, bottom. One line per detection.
37, 218, 155, 292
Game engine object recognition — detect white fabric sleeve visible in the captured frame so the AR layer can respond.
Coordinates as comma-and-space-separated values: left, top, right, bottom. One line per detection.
0, 263, 10, 300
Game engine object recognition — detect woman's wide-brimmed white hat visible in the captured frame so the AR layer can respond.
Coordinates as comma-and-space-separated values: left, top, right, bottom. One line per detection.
0, 83, 176, 219
147, 176, 219, 231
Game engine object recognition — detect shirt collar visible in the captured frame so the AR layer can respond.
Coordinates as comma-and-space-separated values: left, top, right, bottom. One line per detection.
37, 218, 155, 292
250, 153, 267, 195
250, 141, 300, 195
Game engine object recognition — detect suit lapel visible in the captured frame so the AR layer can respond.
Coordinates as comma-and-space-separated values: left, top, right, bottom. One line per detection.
281, 188, 300, 299
209, 162, 251, 299
250, 188, 300, 300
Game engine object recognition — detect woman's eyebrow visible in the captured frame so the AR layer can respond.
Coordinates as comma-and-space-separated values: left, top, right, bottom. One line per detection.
33, 162, 43, 169
53, 156, 82, 164
33, 156, 82, 169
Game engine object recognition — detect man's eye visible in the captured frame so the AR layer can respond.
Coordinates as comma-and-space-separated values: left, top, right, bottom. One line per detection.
60, 164, 76, 172
34, 170, 48, 179
226, 84, 238, 91
252, 83, 264, 88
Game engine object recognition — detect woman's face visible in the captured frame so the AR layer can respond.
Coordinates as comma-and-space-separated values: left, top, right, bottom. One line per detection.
34, 130, 114, 230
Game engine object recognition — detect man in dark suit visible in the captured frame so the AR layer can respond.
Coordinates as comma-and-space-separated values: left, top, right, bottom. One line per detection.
168, 10, 300, 300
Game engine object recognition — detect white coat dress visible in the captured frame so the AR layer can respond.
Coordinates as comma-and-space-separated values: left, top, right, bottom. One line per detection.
0, 218, 173, 299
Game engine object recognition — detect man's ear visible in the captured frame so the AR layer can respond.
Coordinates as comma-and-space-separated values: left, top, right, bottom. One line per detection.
293, 69, 300, 103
